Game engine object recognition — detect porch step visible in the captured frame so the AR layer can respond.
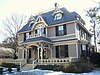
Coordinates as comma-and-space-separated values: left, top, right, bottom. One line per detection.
21, 64, 33, 71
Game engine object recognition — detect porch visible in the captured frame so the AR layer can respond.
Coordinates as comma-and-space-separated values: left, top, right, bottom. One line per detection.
3, 57, 78, 71
17, 37, 79, 70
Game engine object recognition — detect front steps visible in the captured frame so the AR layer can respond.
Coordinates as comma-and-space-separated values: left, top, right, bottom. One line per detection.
21, 64, 33, 71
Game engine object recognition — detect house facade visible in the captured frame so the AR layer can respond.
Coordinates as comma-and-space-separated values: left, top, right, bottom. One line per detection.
17, 4, 93, 66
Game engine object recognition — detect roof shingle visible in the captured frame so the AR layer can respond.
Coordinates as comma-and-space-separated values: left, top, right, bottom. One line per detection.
18, 7, 78, 32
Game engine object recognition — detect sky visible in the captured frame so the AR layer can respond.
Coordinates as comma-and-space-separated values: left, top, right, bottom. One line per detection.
0, 0, 99, 43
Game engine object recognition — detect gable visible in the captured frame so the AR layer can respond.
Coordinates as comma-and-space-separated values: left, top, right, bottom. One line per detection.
31, 15, 48, 30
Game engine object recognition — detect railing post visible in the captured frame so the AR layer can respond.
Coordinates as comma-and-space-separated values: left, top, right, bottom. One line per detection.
69, 57, 72, 62
33, 60, 34, 69
20, 61, 21, 71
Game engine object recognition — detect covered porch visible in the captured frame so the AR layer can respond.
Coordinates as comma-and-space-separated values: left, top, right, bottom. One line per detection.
18, 37, 54, 64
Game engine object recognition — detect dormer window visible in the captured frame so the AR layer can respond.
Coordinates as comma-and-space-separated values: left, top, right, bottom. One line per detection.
52, 3, 63, 21
54, 13, 62, 20
29, 20, 34, 27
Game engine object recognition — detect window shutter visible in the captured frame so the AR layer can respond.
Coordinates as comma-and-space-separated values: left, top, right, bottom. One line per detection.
24, 33, 26, 41
55, 46, 59, 58
55, 26, 58, 36
81, 44, 83, 52
65, 45, 68, 57
63, 24, 67, 35
29, 32, 31, 35
44, 28, 46, 34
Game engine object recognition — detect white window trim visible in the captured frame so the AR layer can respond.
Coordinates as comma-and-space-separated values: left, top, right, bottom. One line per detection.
54, 13, 62, 20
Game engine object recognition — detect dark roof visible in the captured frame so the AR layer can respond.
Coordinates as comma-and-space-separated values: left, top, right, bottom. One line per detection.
41, 8, 77, 25
52, 38, 78, 42
22, 36, 52, 44
71, 12, 79, 17
18, 7, 78, 32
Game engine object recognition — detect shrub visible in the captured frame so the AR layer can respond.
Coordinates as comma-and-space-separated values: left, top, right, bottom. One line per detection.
89, 52, 100, 66
64, 63, 94, 73
35, 63, 94, 73
1, 63, 16, 68
0, 68, 3, 74
35, 64, 59, 70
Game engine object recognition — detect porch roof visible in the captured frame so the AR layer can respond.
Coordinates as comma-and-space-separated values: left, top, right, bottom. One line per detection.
22, 36, 52, 44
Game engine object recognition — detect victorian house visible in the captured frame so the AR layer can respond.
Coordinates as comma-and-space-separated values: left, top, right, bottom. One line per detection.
17, 4, 93, 69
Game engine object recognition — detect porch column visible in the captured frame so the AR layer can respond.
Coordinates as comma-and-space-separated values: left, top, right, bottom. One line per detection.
41, 44, 43, 64
76, 43, 79, 58
22, 49, 24, 59
51, 49, 52, 58
37, 47, 40, 59
50, 44, 53, 58
25, 48, 27, 59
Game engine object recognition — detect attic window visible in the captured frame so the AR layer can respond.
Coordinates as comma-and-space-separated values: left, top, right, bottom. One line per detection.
29, 21, 34, 27
54, 13, 62, 20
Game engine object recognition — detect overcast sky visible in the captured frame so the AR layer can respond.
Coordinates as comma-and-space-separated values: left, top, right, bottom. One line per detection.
0, 0, 99, 43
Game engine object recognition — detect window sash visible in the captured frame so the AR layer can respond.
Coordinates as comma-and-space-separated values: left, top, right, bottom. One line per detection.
54, 13, 62, 20
35, 28, 46, 36
56, 24, 66, 36
55, 45, 68, 58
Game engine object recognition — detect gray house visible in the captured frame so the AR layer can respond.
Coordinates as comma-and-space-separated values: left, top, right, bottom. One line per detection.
17, 4, 92, 69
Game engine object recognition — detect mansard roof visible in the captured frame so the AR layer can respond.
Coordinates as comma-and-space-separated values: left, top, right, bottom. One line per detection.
18, 7, 78, 33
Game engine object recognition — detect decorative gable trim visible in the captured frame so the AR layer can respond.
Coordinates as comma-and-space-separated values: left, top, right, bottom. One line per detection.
52, 3, 63, 16
31, 15, 48, 30
52, 8, 63, 16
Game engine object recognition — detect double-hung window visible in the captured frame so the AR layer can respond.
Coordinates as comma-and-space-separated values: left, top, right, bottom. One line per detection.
55, 45, 68, 58
56, 24, 66, 36
58, 25, 64, 36
35, 27, 46, 37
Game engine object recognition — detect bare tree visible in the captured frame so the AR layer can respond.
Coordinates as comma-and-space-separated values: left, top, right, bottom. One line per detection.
86, 3, 100, 52
2, 13, 26, 58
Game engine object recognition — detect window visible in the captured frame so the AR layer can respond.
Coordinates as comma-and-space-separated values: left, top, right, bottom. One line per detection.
29, 21, 34, 27
56, 24, 66, 36
55, 46, 59, 58
35, 28, 46, 37
82, 45, 86, 51
24, 33, 26, 41
26, 33, 29, 39
54, 13, 62, 20
58, 25, 64, 35
60, 45, 65, 58
55, 45, 68, 58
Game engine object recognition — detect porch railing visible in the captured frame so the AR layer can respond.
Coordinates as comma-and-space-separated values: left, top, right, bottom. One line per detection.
38, 57, 78, 65
32, 58, 39, 68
